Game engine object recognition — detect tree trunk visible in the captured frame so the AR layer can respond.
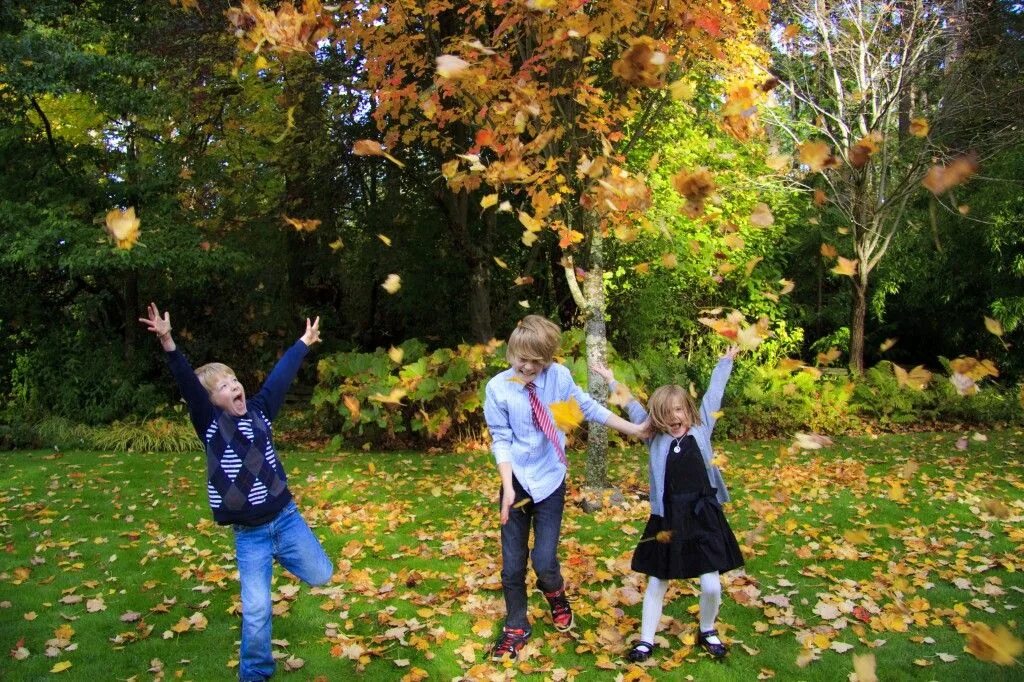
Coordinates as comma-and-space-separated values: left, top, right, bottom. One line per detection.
849, 278, 867, 375
467, 255, 493, 342
583, 228, 610, 490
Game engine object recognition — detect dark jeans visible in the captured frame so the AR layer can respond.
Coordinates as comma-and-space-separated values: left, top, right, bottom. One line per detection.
500, 476, 566, 629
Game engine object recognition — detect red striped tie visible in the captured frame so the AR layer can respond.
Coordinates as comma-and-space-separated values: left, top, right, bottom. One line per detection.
526, 382, 568, 468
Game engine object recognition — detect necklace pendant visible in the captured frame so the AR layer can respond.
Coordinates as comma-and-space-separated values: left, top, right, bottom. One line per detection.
673, 445, 681, 453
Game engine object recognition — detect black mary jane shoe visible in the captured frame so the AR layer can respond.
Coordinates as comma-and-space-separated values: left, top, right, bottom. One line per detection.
626, 640, 656, 662
697, 629, 728, 659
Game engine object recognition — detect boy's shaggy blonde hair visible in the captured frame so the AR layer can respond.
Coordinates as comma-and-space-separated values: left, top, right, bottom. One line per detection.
507, 315, 561, 363
194, 362, 236, 394
647, 384, 701, 433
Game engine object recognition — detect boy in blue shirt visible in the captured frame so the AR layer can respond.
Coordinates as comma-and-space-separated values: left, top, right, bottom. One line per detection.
140, 303, 333, 682
483, 315, 648, 660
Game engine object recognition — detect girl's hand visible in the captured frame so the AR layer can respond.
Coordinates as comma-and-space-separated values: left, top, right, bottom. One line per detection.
592, 363, 615, 383
500, 486, 515, 525
724, 345, 740, 360
301, 316, 321, 346
635, 418, 654, 440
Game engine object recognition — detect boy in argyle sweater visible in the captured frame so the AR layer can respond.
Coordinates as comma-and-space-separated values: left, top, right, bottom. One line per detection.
140, 303, 333, 682
483, 315, 649, 660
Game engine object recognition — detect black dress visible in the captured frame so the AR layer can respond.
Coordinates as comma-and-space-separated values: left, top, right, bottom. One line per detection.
631, 434, 744, 579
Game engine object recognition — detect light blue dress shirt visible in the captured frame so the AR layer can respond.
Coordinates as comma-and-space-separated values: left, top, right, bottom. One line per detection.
484, 362, 613, 503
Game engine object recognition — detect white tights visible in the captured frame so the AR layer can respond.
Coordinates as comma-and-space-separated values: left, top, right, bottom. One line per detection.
639, 572, 722, 644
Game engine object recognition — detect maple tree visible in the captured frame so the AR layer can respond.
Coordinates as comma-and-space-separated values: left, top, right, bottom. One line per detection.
227, 0, 770, 490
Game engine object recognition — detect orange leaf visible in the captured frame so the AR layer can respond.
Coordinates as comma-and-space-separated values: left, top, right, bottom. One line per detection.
831, 257, 858, 277
965, 622, 1023, 665
922, 152, 978, 194
798, 140, 837, 172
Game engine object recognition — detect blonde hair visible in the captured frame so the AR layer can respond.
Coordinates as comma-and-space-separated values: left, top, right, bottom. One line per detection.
195, 362, 236, 394
507, 315, 561, 363
647, 384, 701, 433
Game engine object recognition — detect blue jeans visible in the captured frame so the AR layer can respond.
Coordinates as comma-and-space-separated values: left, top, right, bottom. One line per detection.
500, 476, 566, 630
233, 502, 333, 682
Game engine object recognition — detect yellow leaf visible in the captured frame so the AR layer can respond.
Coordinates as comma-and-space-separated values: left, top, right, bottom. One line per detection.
798, 140, 836, 172
879, 337, 897, 352
388, 346, 404, 363
965, 622, 1023, 665
844, 529, 871, 545
831, 257, 858, 277
749, 202, 774, 227
381, 274, 401, 294
104, 207, 141, 250
436, 54, 471, 78
817, 347, 841, 366
518, 211, 542, 232
378, 234, 392, 246
668, 78, 695, 100
909, 117, 930, 137
369, 388, 407, 405
493, 257, 508, 269
521, 230, 538, 246
282, 216, 320, 233
50, 662, 73, 673
984, 316, 1004, 337
343, 395, 360, 421
660, 252, 678, 268
352, 139, 405, 168
851, 653, 877, 682
549, 397, 584, 433
481, 193, 498, 209
329, 239, 343, 251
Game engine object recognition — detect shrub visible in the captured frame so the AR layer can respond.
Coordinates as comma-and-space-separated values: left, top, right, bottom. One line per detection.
89, 417, 198, 453
312, 338, 507, 448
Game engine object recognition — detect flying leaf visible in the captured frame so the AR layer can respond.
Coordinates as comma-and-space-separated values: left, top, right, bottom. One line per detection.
481, 193, 498, 209
672, 167, 715, 217
608, 382, 632, 408
849, 131, 883, 169
922, 152, 979, 195
798, 140, 837, 172
668, 78, 695, 100
851, 653, 877, 682
329, 239, 343, 251
792, 432, 833, 450
352, 139, 405, 168
104, 207, 141, 250
388, 346, 404, 363
984, 316, 1003, 337
879, 337, 898, 352
965, 622, 1023, 665
749, 202, 774, 227
381, 274, 401, 294
282, 216, 320, 233
820, 243, 838, 259
369, 388, 407, 405
816, 347, 841, 366
549, 397, 584, 432
831, 257, 859, 277
378, 234, 392, 246
493, 257, 508, 269
342, 395, 360, 421
909, 118, 930, 137
435, 54, 471, 78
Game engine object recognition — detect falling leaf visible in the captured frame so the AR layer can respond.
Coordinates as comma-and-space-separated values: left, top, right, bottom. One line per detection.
660, 253, 678, 268
813, 189, 828, 206
851, 653, 877, 682
435, 54, 471, 78
893, 364, 932, 391
984, 316, 1003, 337
668, 78, 695, 100
612, 36, 666, 88
282, 216, 321, 233
849, 131, 883, 169
820, 243, 838, 259
879, 338, 898, 352
549, 397, 584, 432
328, 239, 343, 251
817, 347, 841, 366
381, 274, 401, 294
104, 207, 141, 250
749, 202, 774, 227
512, 497, 532, 509
672, 167, 716, 217
793, 432, 833, 450
922, 152, 979, 195
831, 257, 858, 277
388, 346, 404, 364
481, 194, 498, 209
493, 257, 508, 269
368, 388, 407, 405
909, 118, 930, 137
342, 395, 360, 421
965, 622, 1023, 665
798, 140, 837, 172
378, 234, 392, 246
352, 139, 406, 168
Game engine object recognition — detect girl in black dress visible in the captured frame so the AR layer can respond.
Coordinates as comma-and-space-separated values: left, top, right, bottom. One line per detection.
595, 346, 743, 661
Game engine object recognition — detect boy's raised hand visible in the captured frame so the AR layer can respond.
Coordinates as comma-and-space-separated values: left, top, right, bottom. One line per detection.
724, 344, 740, 360
138, 303, 175, 351
301, 316, 321, 346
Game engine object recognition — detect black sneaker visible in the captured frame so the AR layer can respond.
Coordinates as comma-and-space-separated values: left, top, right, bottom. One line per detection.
491, 626, 531, 661
543, 587, 574, 631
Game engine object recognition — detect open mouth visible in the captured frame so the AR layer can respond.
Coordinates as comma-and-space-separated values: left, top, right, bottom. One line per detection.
232, 394, 246, 412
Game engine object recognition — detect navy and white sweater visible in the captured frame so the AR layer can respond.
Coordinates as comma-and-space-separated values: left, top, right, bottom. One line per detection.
166, 340, 309, 526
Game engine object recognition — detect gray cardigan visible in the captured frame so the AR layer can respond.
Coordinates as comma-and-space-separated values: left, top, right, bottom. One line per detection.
618, 357, 734, 517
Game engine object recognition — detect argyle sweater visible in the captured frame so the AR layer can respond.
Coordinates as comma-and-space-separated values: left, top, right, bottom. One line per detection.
166, 340, 309, 526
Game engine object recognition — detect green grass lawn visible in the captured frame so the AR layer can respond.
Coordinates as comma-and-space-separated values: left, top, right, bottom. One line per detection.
1, 430, 1022, 681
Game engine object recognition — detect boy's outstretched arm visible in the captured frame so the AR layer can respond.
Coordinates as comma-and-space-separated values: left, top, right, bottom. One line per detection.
139, 302, 212, 435
251, 316, 321, 421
